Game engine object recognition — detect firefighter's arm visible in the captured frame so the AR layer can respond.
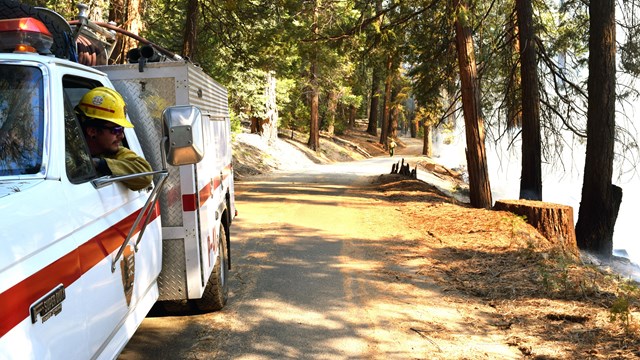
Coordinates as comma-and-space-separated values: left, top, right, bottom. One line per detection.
103, 147, 153, 191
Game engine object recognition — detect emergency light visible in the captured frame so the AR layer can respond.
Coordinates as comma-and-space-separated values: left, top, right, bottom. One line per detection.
0, 17, 53, 54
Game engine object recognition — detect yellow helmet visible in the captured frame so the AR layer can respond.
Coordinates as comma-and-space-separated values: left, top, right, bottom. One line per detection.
77, 87, 134, 128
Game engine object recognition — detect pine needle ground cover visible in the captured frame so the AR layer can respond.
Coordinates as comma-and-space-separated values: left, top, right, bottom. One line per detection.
372, 174, 640, 359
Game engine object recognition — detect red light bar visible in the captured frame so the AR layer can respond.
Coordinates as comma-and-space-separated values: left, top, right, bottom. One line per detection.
0, 18, 52, 36
0, 17, 53, 54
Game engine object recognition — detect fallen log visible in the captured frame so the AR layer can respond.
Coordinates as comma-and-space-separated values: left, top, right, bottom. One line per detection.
493, 199, 579, 257
319, 133, 372, 157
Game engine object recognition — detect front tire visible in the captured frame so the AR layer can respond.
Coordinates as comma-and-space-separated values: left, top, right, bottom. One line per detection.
194, 225, 229, 311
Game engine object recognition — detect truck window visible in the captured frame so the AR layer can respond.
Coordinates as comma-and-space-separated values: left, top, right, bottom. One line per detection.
0, 65, 45, 176
64, 92, 96, 183
63, 76, 102, 184
62, 76, 101, 108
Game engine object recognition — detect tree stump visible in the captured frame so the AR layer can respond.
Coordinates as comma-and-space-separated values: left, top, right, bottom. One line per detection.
493, 199, 579, 257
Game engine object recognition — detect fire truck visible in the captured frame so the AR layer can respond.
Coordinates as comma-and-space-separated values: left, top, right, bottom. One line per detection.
0, 2, 235, 359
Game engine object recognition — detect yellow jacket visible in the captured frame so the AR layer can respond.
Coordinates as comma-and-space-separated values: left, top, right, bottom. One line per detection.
97, 147, 153, 191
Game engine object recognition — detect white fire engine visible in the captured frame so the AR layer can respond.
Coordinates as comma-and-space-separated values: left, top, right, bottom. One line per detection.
0, 2, 235, 359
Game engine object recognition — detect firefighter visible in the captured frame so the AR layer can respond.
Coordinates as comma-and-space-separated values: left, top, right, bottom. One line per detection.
77, 87, 153, 190
388, 137, 397, 157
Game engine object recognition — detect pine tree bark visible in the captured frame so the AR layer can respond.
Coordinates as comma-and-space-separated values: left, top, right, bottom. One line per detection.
348, 105, 356, 128
367, 68, 381, 136
506, 10, 522, 129
326, 90, 337, 136
388, 102, 398, 140
308, 0, 320, 151
308, 74, 319, 150
575, 0, 621, 256
516, 0, 542, 200
108, 0, 143, 64
182, 0, 199, 59
263, 72, 278, 145
366, 0, 384, 136
454, 0, 492, 209
410, 117, 418, 138
422, 124, 433, 157
379, 55, 393, 147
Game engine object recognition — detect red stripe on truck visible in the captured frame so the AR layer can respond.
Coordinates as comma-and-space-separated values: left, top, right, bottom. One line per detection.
0, 202, 160, 338
182, 182, 211, 212
181, 169, 229, 212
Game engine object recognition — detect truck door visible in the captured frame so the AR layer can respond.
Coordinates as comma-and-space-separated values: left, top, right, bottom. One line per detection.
60, 73, 162, 357
0, 62, 89, 360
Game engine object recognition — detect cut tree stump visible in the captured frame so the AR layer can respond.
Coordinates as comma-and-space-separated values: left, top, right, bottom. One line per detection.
390, 158, 417, 179
493, 199, 579, 257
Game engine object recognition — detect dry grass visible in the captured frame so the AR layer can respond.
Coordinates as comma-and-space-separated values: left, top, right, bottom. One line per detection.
372, 173, 640, 359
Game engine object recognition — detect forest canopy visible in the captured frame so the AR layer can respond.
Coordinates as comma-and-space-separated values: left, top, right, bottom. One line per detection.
18, 0, 639, 152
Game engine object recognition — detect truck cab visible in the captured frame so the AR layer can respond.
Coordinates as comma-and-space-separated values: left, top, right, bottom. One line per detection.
0, 49, 163, 360
0, 10, 234, 359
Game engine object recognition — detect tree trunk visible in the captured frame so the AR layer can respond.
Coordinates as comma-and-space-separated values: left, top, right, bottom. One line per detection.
262, 72, 278, 145
367, 71, 380, 136
388, 104, 398, 140
422, 124, 433, 157
379, 55, 393, 147
308, 1, 320, 151
366, 0, 383, 136
575, 0, 620, 256
494, 200, 579, 257
308, 78, 319, 150
348, 105, 356, 128
516, 0, 542, 200
108, 0, 124, 62
506, 10, 522, 129
410, 116, 418, 138
182, 0, 199, 59
326, 90, 337, 136
454, 0, 493, 209
109, 0, 144, 64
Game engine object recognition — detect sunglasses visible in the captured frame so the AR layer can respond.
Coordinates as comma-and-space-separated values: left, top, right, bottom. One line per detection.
98, 125, 125, 135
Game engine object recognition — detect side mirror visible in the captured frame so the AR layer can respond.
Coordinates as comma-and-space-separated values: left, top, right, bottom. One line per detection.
162, 105, 205, 166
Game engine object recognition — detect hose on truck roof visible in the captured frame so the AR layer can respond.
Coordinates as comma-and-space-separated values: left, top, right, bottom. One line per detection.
0, 0, 182, 65
68, 20, 183, 63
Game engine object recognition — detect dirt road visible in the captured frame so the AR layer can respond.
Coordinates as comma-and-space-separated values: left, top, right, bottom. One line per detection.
119, 160, 522, 360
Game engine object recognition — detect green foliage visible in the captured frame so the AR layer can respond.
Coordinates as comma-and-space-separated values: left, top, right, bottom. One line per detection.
500, 214, 528, 240
228, 109, 242, 136
621, 27, 640, 77
538, 254, 574, 295
414, 102, 444, 129
280, 81, 310, 132
341, 92, 362, 108
227, 69, 271, 122
21, 0, 640, 159
610, 296, 632, 329
20, 0, 77, 19
609, 281, 639, 333
333, 120, 347, 135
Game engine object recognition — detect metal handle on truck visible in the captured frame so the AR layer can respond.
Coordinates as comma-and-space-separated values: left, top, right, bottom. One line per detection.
110, 106, 206, 271
111, 169, 169, 272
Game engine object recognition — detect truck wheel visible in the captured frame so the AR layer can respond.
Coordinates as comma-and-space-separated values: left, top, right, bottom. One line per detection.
194, 225, 229, 312
0, 0, 71, 58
